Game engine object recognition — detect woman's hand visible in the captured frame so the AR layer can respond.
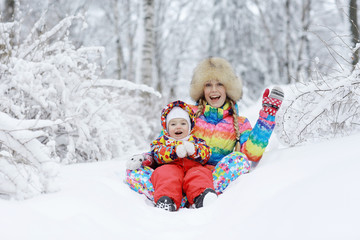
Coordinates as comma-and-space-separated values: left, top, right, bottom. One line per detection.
262, 87, 284, 116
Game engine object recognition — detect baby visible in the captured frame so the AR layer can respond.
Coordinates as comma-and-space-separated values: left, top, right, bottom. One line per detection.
149, 100, 217, 211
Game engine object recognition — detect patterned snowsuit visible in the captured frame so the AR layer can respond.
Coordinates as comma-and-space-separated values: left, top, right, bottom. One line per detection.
150, 101, 212, 208
126, 101, 276, 207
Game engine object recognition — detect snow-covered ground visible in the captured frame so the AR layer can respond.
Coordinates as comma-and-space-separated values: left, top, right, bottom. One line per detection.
1, 126, 360, 240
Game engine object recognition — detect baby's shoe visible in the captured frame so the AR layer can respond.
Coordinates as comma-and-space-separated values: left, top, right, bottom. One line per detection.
155, 196, 177, 212
194, 188, 217, 208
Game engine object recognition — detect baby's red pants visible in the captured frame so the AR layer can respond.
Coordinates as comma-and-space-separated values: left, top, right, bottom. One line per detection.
151, 159, 214, 209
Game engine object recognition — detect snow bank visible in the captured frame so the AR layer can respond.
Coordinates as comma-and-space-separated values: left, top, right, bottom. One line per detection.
1, 132, 359, 240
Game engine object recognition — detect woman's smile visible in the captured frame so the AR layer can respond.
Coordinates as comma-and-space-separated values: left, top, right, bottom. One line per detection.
204, 80, 226, 108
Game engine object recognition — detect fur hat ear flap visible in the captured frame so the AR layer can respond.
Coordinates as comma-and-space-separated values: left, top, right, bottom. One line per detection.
190, 57, 243, 102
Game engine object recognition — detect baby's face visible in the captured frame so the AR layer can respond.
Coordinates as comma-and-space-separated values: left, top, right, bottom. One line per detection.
168, 118, 189, 140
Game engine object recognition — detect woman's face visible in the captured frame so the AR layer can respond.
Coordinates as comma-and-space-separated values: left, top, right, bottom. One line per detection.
203, 79, 226, 108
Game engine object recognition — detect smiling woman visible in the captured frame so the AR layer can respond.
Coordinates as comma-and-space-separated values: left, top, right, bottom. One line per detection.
190, 57, 245, 153
203, 80, 227, 108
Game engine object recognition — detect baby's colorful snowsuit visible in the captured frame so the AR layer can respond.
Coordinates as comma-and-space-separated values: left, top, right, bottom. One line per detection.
151, 101, 212, 209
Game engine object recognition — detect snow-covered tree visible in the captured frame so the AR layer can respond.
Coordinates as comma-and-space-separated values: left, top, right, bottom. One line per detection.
275, 63, 360, 146
275, 1, 360, 146
0, 4, 160, 199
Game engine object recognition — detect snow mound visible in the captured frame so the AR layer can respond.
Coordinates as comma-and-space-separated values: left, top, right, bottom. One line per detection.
1, 133, 359, 240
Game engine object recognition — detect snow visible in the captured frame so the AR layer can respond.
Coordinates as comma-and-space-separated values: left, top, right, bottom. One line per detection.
1, 120, 360, 240
80, 78, 162, 98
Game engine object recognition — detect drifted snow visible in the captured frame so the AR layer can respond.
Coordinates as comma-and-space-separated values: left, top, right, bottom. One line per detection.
1, 131, 359, 240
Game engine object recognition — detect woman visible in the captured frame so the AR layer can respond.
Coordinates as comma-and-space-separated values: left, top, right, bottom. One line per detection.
126, 57, 283, 207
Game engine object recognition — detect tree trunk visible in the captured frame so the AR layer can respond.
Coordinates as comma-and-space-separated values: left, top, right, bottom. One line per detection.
113, 0, 124, 80
141, 0, 154, 87
350, 0, 359, 68
2, 0, 16, 52
296, 0, 312, 81
285, 0, 292, 83
2, 0, 15, 22
126, 0, 136, 82
254, 0, 283, 83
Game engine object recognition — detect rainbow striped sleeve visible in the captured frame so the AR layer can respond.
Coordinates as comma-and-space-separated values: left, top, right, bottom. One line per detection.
241, 110, 276, 162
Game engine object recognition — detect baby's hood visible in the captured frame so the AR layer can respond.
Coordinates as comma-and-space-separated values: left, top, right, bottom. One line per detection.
161, 100, 196, 137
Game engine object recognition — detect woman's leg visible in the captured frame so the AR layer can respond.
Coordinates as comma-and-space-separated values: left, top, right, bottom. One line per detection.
125, 166, 155, 201
126, 166, 189, 208
212, 152, 251, 194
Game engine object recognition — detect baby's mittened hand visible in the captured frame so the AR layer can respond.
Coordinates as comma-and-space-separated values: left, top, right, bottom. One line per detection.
183, 141, 195, 156
262, 86, 284, 116
176, 144, 187, 158
126, 154, 144, 170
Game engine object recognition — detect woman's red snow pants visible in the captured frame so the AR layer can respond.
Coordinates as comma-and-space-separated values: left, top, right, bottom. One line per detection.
151, 159, 214, 209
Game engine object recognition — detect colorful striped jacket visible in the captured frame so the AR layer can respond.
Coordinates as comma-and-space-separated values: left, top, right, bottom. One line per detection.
191, 101, 275, 165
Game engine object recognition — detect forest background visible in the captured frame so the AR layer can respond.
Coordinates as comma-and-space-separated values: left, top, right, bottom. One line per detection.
0, 0, 359, 199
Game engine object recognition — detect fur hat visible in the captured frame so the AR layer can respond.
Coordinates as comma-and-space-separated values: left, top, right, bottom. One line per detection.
190, 57, 243, 102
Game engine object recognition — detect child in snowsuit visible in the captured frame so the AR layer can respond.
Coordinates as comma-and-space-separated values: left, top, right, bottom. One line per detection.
150, 100, 216, 211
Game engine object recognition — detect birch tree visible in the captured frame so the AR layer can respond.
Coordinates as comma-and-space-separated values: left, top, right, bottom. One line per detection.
349, 0, 359, 68
141, 0, 155, 87
2, 0, 15, 22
